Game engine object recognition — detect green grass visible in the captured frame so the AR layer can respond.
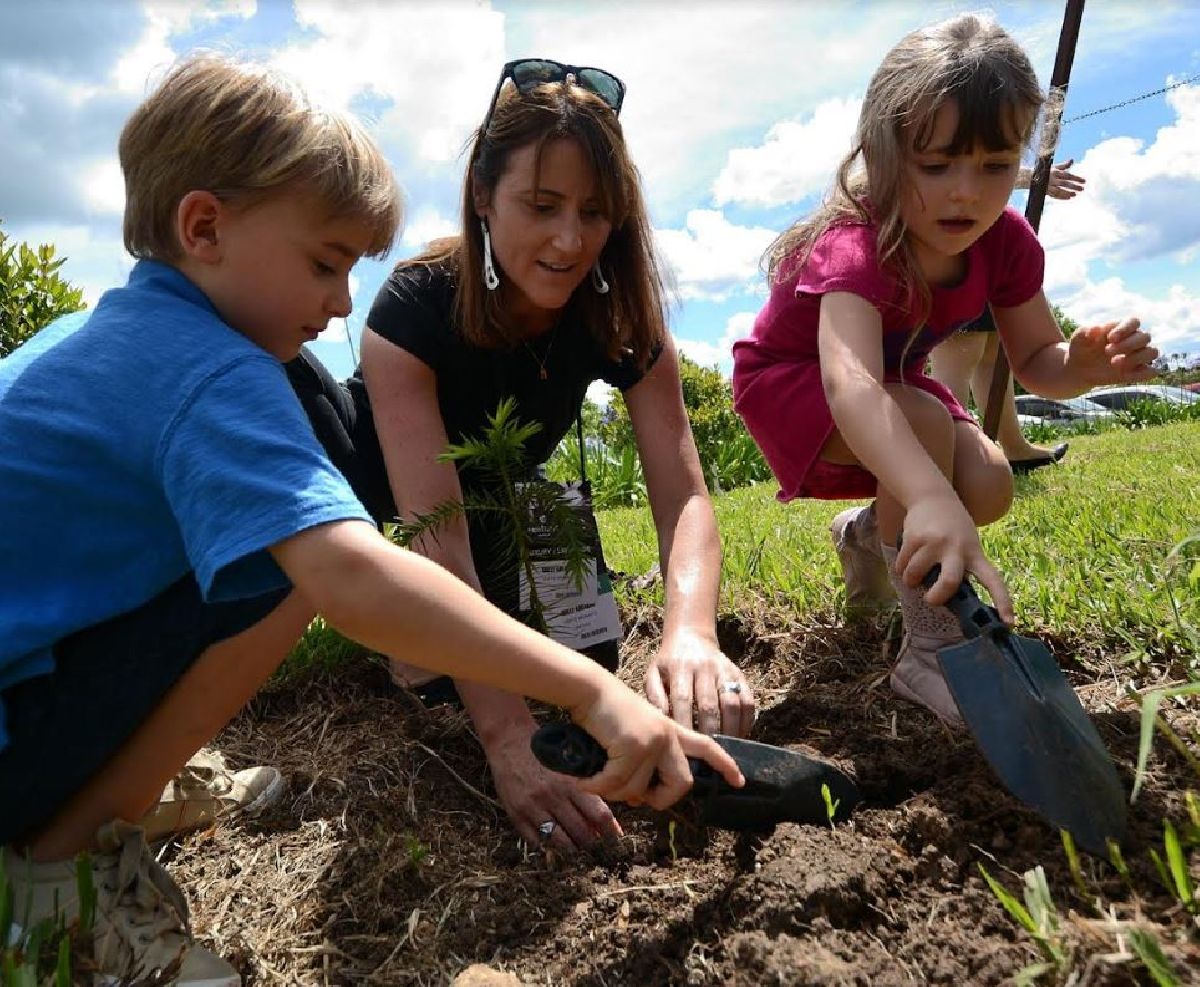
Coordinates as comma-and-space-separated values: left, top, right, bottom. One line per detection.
281, 422, 1199, 682
597, 421, 1200, 670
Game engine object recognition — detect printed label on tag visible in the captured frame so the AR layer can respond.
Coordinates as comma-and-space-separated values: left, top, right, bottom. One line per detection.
516, 479, 622, 650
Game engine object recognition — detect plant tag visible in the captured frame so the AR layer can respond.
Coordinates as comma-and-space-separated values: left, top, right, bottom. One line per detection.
516, 479, 622, 651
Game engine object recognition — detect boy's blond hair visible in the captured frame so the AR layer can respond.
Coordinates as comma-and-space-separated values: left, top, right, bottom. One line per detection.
119, 53, 402, 262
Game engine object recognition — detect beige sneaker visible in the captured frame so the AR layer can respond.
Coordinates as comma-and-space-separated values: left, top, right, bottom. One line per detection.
889, 634, 965, 729
4, 820, 240, 985
140, 749, 285, 844
831, 504, 894, 618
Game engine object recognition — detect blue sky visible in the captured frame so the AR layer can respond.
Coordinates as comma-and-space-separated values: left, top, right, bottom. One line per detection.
3, 0, 1198, 388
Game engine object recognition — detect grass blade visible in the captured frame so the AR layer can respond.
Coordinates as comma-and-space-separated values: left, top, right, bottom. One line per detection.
1148, 848, 1172, 894
74, 853, 94, 934
54, 933, 71, 986
0, 853, 11, 951
1127, 927, 1180, 987
1060, 829, 1091, 904
1132, 688, 1167, 802
1163, 821, 1196, 912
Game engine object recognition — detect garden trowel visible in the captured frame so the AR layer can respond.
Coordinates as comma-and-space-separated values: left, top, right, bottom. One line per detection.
924, 568, 1127, 856
531, 722, 861, 831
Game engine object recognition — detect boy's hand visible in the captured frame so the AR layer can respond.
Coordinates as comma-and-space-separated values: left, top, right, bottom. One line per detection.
898, 495, 1014, 624
1067, 318, 1158, 385
570, 683, 744, 810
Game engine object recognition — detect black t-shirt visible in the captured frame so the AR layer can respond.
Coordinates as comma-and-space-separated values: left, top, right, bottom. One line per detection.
350, 262, 658, 483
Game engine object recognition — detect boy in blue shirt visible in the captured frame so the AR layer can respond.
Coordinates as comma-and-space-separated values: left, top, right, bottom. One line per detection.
0, 55, 740, 985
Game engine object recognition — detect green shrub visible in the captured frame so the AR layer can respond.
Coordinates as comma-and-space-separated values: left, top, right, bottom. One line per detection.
0, 221, 86, 358
593, 352, 769, 497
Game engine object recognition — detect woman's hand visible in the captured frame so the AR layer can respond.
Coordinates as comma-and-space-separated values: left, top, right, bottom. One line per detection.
1066, 319, 1158, 385
482, 722, 622, 852
897, 494, 1013, 624
570, 679, 743, 811
644, 629, 755, 737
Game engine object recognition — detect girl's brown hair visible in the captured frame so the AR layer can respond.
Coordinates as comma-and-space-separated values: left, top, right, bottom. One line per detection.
764, 13, 1056, 327
404, 78, 667, 367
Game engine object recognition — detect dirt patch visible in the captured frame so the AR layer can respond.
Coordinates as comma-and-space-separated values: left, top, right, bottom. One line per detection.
169, 615, 1200, 985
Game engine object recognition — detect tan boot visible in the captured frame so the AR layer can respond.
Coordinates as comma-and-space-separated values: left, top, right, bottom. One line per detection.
140, 748, 285, 843
4, 821, 240, 985
881, 543, 965, 729
831, 504, 895, 619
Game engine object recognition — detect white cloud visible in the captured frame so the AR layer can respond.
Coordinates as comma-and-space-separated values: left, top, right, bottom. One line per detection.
655, 211, 776, 302
675, 311, 757, 376
515, 2, 918, 215
80, 158, 125, 217
1042, 81, 1200, 294
400, 206, 458, 252
1060, 278, 1199, 354
271, 1, 503, 163
113, 0, 256, 95
586, 380, 613, 408
712, 97, 861, 208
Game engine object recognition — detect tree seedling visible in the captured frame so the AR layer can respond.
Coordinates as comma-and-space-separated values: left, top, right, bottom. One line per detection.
820, 783, 840, 828
393, 397, 592, 635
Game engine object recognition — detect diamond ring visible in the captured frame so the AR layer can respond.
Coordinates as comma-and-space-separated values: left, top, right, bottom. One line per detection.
721, 680, 743, 695
537, 820, 556, 839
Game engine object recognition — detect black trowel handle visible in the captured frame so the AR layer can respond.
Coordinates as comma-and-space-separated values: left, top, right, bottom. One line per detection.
530, 721, 610, 776
530, 722, 715, 789
917, 564, 1008, 639
895, 535, 1008, 639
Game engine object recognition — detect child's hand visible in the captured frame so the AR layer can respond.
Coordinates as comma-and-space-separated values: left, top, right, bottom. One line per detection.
1067, 318, 1158, 385
897, 495, 1014, 624
570, 681, 744, 810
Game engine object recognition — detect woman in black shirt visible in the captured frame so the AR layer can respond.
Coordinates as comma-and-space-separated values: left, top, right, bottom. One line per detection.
296, 61, 756, 851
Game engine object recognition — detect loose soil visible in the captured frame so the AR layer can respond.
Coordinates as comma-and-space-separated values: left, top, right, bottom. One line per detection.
171, 608, 1200, 985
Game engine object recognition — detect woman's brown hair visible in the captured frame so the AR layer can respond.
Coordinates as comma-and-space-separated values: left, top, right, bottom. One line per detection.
403, 78, 667, 368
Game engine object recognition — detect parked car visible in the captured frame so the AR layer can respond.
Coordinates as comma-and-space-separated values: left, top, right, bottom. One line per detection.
1013, 394, 1110, 424
1083, 385, 1200, 411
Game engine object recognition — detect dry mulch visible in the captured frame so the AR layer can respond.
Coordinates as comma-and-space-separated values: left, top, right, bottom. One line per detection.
169, 608, 1200, 985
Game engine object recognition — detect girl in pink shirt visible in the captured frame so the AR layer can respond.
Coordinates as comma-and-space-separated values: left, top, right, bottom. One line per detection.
732, 13, 1158, 726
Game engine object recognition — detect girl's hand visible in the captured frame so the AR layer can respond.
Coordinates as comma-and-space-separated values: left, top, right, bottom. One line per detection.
897, 494, 1014, 624
645, 629, 756, 738
570, 681, 744, 810
1067, 319, 1158, 385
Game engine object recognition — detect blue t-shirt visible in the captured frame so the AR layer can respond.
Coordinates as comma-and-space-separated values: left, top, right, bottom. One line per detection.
0, 260, 371, 751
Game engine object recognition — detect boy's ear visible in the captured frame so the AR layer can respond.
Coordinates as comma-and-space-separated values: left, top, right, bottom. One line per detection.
176, 190, 226, 264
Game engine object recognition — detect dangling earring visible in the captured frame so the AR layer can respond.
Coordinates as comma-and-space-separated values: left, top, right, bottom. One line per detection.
480, 218, 500, 291
591, 262, 610, 294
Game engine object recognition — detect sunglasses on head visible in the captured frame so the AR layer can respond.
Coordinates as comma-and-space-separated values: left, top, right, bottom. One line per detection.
481, 58, 626, 135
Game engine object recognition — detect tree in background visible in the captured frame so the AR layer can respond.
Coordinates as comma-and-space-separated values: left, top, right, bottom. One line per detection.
1, 220, 86, 358
1051, 303, 1078, 339
600, 352, 769, 493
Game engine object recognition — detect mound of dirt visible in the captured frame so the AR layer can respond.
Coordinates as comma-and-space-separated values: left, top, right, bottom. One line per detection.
169, 618, 1200, 985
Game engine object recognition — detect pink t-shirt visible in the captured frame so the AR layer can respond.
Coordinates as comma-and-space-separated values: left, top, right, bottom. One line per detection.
731, 206, 1044, 500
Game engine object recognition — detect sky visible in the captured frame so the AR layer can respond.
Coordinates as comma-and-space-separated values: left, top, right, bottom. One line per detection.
3, 0, 1198, 391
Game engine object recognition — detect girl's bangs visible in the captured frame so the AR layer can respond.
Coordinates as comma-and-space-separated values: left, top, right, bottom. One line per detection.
912, 69, 1036, 155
